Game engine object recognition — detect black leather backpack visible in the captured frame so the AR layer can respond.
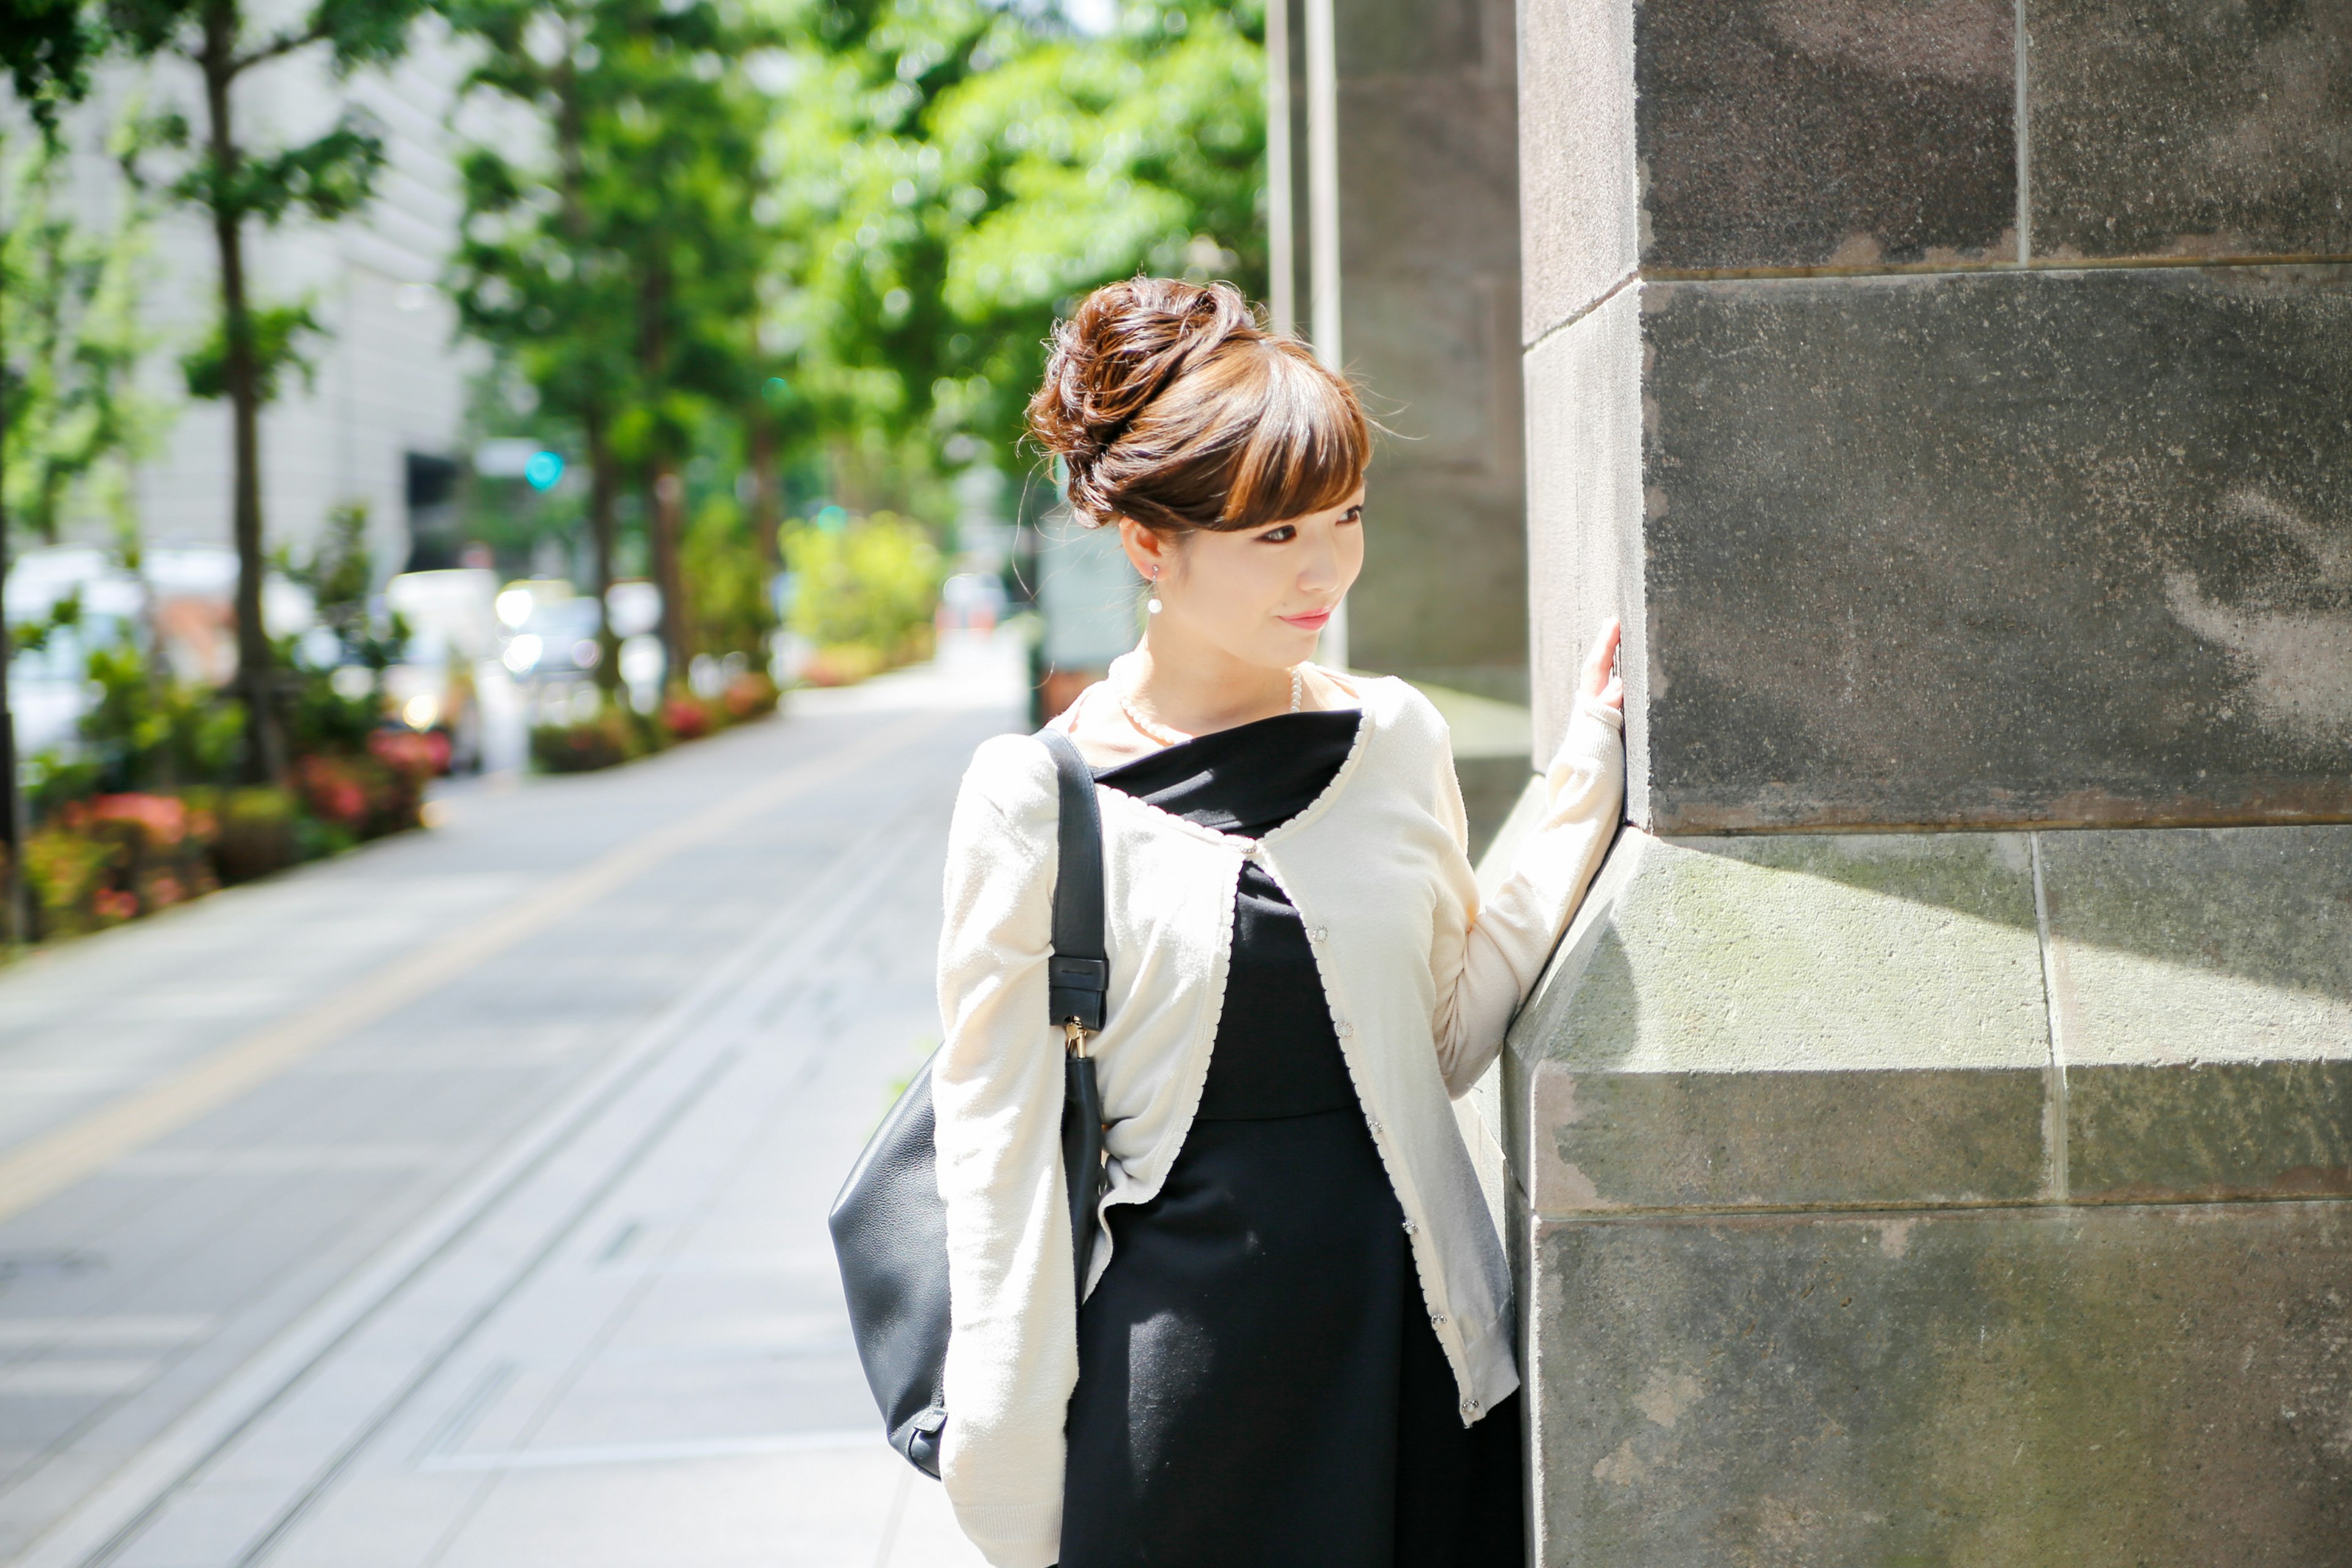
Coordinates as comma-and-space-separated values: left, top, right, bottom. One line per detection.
828, 728, 1109, 1476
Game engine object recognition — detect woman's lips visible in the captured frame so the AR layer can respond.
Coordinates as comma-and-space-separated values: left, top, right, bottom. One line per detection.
1280, 608, 1333, 631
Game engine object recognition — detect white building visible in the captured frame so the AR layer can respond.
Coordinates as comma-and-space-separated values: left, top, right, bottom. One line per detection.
51, 14, 484, 579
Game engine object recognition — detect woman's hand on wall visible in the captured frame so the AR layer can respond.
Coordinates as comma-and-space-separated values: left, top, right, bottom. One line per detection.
1581, 618, 1624, 717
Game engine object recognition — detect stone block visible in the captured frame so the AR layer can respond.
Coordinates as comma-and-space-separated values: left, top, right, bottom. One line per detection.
1506, 831, 2053, 1214
1531, 262, 2352, 831
1527, 1200, 2352, 1566
1522, 286, 1645, 791
2030, 0, 2352, 262
1635, 0, 2019, 273
2037, 823, 2352, 1202
1517, 0, 1637, 338
2039, 824, 2352, 1066
1517, 0, 2019, 339
2067, 1061, 2352, 1203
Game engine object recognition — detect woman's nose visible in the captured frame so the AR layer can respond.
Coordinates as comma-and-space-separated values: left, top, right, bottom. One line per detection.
1297, 529, 1338, 592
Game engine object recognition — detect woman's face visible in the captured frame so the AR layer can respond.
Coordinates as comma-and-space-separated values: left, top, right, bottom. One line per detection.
1122, 486, 1367, 672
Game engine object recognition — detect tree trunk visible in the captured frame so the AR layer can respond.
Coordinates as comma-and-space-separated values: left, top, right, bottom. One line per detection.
203, 9, 285, 786
649, 460, 688, 690
584, 402, 622, 696
635, 263, 687, 690
748, 413, 781, 575
0, 337, 29, 945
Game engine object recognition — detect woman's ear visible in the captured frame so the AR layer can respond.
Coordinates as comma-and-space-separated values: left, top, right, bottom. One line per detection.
1118, 518, 1172, 582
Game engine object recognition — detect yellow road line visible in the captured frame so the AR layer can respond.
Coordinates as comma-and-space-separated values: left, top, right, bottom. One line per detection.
0, 711, 948, 1225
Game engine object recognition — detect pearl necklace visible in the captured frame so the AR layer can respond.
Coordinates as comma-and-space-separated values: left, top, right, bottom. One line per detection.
1118, 667, 1304, 747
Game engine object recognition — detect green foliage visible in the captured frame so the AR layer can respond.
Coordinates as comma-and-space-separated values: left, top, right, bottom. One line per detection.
296, 500, 372, 637
530, 702, 654, 773
101, 0, 429, 781
787, 511, 941, 655
284, 500, 402, 665
208, 785, 298, 883
20, 821, 115, 933
78, 631, 243, 790
274, 505, 404, 760
0, 0, 107, 133
771, 0, 1266, 475
9, 588, 78, 655
682, 494, 777, 662
1, 127, 164, 543
180, 299, 318, 405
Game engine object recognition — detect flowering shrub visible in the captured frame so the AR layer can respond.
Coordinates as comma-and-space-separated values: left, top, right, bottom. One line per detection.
799, 643, 888, 687
295, 744, 428, 845
22, 827, 116, 936
23, 793, 222, 937
530, 707, 650, 774
722, 670, 781, 720
211, 788, 299, 884
369, 727, 451, 779
660, 694, 714, 741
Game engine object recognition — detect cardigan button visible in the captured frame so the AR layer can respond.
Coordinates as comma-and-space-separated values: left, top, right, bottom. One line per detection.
1401, 1219, 1419, 1235
1461, 1398, 1480, 1416
1431, 1314, 1447, 1328
1334, 1021, 1354, 1037
1308, 925, 1328, 942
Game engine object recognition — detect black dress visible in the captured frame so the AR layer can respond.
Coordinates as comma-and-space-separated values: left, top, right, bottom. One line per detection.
1058, 710, 1521, 1568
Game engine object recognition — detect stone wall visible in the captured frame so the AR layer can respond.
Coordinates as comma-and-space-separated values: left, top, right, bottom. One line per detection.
1511, 1, 2352, 1559
1321, 0, 1531, 703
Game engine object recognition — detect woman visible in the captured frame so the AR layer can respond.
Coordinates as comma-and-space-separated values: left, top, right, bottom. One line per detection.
932, 278, 1624, 1568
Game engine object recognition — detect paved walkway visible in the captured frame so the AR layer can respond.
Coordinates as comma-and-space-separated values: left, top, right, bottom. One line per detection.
0, 635, 1020, 1568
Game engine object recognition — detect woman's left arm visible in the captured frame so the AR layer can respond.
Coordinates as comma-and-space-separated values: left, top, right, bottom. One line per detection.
1431, 621, 1626, 1095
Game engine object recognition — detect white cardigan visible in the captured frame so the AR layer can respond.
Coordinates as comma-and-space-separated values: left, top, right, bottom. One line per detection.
931, 670, 1624, 1567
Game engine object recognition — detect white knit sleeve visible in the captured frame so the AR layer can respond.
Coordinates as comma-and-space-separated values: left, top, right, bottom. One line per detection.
932, 739, 1075, 1568
1431, 698, 1626, 1095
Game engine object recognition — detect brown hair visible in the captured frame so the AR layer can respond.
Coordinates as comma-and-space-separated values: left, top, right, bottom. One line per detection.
1026, 277, 1371, 533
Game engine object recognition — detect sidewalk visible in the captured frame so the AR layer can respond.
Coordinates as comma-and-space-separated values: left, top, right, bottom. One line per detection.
0, 636, 1019, 1567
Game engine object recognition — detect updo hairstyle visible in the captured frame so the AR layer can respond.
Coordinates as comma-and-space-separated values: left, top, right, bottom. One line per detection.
1026, 278, 1371, 534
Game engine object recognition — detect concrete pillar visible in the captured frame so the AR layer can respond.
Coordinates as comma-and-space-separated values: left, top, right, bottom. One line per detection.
1275, 0, 1532, 707
1510, 2, 2352, 1559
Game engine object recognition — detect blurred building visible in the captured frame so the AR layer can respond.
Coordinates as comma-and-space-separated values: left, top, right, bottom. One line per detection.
1264, 0, 1530, 852
1264, 0, 1526, 709
53, 26, 481, 579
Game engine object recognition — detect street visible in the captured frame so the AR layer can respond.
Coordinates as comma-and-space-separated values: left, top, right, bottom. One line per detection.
0, 637, 1021, 1568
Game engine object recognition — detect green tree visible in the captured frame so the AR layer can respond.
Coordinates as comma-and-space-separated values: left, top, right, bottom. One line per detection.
0, 0, 113, 941
2, 127, 161, 548
1, 0, 107, 135
445, 0, 635, 689
104, 0, 429, 782
770, 0, 1265, 489
447, 0, 775, 690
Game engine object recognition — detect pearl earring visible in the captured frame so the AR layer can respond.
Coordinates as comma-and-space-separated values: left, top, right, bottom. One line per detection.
1146, 566, 1163, 616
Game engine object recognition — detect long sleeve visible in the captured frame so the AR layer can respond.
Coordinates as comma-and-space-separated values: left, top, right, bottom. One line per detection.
932, 740, 1076, 1568
1431, 698, 1626, 1095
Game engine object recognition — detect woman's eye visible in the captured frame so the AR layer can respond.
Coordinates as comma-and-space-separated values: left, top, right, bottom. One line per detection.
1259, 526, 1297, 543
1339, 507, 1363, 526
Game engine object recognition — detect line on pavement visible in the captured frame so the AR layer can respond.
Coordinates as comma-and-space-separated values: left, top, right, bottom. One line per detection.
0, 710, 948, 1229
11, 747, 951, 1568
418, 1428, 882, 1472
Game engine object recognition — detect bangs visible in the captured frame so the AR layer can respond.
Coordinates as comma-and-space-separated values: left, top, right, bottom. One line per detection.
1216, 344, 1371, 529
1074, 311, 1373, 536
